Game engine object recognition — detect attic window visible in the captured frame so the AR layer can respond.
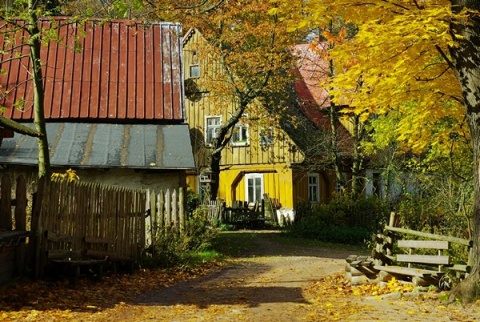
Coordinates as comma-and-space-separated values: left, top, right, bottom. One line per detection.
189, 49, 200, 78
189, 64, 200, 78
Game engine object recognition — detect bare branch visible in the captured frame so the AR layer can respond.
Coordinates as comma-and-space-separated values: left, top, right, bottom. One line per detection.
435, 44, 456, 70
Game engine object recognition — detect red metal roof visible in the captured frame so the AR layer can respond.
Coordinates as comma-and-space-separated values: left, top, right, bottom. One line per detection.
293, 43, 354, 152
294, 43, 332, 129
0, 18, 184, 122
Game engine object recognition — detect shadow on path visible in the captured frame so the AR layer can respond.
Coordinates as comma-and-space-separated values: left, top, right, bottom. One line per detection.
134, 231, 352, 309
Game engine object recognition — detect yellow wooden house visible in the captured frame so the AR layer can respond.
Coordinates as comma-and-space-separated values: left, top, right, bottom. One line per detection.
183, 29, 352, 209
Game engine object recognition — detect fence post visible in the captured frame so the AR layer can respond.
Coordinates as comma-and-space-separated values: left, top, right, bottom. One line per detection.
172, 189, 178, 228
179, 188, 185, 232
165, 189, 171, 226
157, 190, 165, 232
0, 175, 12, 230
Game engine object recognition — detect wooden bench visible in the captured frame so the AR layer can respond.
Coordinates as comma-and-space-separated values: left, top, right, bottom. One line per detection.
345, 255, 377, 285
374, 240, 453, 286
45, 231, 107, 284
84, 236, 135, 273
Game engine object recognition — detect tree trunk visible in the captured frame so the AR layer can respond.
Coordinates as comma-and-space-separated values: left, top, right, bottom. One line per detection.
350, 114, 365, 199
328, 103, 346, 196
448, 0, 480, 302
28, 0, 50, 179
206, 101, 248, 201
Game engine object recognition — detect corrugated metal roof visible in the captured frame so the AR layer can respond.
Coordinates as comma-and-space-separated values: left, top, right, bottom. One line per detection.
0, 123, 195, 169
0, 18, 184, 122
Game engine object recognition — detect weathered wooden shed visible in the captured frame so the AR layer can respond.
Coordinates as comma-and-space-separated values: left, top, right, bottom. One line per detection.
0, 18, 194, 190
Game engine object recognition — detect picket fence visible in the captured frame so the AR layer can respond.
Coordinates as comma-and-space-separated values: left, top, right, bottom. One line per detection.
0, 174, 188, 283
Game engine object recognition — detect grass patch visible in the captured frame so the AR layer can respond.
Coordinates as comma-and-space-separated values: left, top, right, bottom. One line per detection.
210, 232, 259, 257
179, 250, 221, 267
264, 231, 369, 254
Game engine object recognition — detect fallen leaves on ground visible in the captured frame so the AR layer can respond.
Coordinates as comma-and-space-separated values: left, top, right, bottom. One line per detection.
0, 261, 224, 321
303, 273, 480, 321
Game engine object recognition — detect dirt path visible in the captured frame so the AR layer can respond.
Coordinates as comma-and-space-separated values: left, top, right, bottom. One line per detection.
82, 231, 478, 322
93, 231, 357, 321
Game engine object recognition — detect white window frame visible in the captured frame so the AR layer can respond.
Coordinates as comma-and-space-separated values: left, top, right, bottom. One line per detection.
189, 64, 200, 78
245, 173, 264, 205
205, 116, 222, 145
308, 173, 320, 203
231, 115, 249, 146
260, 127, 274, 146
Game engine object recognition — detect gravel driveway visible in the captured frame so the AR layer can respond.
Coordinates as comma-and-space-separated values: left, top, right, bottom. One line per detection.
96, 231, 353, 321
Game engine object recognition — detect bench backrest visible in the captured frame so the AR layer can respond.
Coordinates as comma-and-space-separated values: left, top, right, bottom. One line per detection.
397, 240, 450, 266
45, 231, 83, 260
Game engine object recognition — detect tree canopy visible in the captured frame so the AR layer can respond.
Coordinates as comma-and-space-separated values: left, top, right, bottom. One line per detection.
273, 0, 467, 156
273, 0, 480, 301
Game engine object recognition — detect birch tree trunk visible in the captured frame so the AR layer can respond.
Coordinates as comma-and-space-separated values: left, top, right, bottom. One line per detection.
28, 0, 51, 178
449, 0, 480, 301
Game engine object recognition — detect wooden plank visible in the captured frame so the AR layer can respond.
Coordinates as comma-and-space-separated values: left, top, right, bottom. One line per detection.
385, 225, 472, 246
172, 189, 177, 227
398, 240, 449, 250
165, 188, 171, 225
179, 187, 185, 232
14, 175, 27, 276
446, 264, 471, 273
374, 265, 442, 277
396, 254, 450, 265
45, 231, 82, 243
85, 250, 113, 258
158, 190, 165, 230
0, 175, 12, 230
47, 249, 83, 260
85, 236, 113, 244
14, 175, 27, 230
139, 189, 146, 256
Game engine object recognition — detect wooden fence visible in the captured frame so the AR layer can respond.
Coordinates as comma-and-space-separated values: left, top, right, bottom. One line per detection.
0, 174, 192, 284
145, 188, 186, 247
197, 194, 281, 228
38, 179, 147, 271
0, 175, 30, 283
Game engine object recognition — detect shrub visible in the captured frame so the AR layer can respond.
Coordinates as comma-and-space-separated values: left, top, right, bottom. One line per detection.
141, 207, 218, 268
286, 196, 390, 245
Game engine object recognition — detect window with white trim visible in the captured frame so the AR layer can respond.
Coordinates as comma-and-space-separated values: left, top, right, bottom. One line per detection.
231, 115, 249, 146
308, 173, 320, 203
260, 127, 274, 146
189, 64, 200, 78
245, 173, 264, 204
205, 116, 221, 145
189, 50, 200, 78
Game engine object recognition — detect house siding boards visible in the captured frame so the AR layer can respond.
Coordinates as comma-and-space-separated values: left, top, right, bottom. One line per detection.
184, 29, 311, 209
183, 30, 303, 169
0, 18, 184, 122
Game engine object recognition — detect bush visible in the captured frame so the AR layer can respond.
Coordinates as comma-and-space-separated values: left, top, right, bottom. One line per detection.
286, 196, 390, 245
141, 207, 218, 268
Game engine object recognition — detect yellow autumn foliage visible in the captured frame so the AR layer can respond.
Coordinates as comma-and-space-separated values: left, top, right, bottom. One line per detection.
272, 0, 467, 155
51, 168, 79, 182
